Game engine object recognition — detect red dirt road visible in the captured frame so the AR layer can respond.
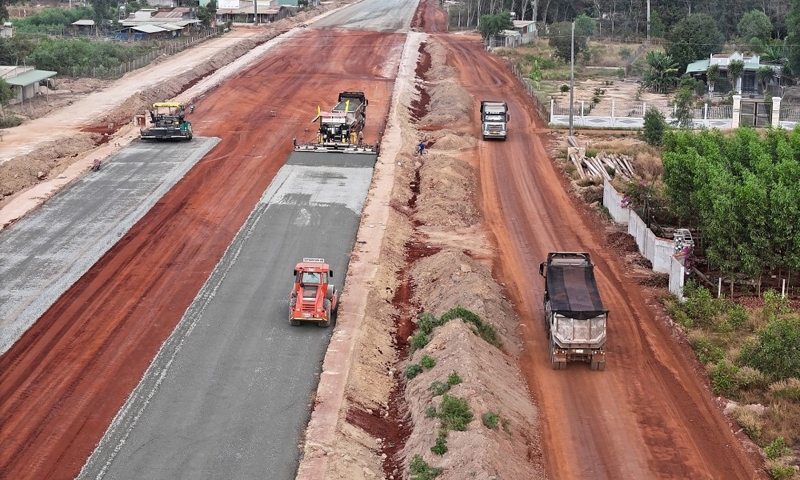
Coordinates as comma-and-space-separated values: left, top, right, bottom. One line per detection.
0, 30, 401, 480
436, 34, 764, 479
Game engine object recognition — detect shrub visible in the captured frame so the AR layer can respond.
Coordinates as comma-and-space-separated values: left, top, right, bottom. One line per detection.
409, 454, 443, 480
765, 459, 796, 480
439, 394, 473, 431
765, 436, 792, 460
619, 47, 633, 60
726, 304, 749, 329
735, 366, 766, 389
431, 431, 448, 455
733, 405, 763, 441
560, 84, 570, 93
425, 406, 437, 418
429, 381, 450, 396
687, 331, 724, 364
410, 331, 429, 352
640, 107, 667, 147
768, 378, 800, 401
710, 360, 739, 398
682, 284, 720, 328
405, 364, 423, 379
417, 313, 438, 335
447, 371, 462, 386
420, 355, 436, 369
740, 316, 800, 381
0, 115, 23, 128
482, 411, 500, 429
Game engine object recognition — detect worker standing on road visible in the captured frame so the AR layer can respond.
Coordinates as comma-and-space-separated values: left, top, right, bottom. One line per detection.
190, 104, 195, 114
358, 130, 364, 146
417, 141, 426, 156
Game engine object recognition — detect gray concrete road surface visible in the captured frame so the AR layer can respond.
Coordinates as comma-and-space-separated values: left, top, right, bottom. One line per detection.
0, 138, 219, 355
311, 0, 417, 32
79, 152, 376, 480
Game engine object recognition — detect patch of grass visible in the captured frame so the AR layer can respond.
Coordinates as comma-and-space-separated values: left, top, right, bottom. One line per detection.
431, 430, 448, 455
425, 406, 437, 418
733, 405, 763, 441
447, 370, 462, 385
405, 364, 423, 379
687, 330, 724, 364
769, 378, 800, 402
0, 115, 23, 128
410, 331, 429, 352
420, 355, 436, 369
482, 411, 500, 429
438, 394, 473, 431
735, 366, 767, 390
428, 381, 450, 396
765, 436, 792, 460
765, 459, 796, 480
440, 307, 501, 348
409, 454, 443, 480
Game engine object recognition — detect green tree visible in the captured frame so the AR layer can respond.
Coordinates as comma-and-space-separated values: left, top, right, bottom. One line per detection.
757, 66, 776, 94
727, 59, 745, 94
738, 9, 773, 43
649, 10, 665, 38
478, 11, 513, 39
642, 50, 679, 94
641, 106, 667, 147
788, 0, 800, 76
739, 316, 800, 381
90, 0, 117, 33
0, 78, 12, 117
197, 0, 216, 27
549, 21, 587, 62
672, 86, 695, 128
666, 13, 725, 73
0, 0, 7, 23
575, 13, 595, 37
706, 63, 721, 98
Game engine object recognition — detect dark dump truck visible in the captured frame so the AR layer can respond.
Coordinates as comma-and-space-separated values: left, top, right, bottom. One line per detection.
539, 252, 608, 371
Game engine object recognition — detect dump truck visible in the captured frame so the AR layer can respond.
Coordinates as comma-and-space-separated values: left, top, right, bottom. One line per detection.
289, 258, 339, 327
539, 252, 608, 370
294, 91, 377, 154
480, 100, 509, 140
140, 102, 192, 141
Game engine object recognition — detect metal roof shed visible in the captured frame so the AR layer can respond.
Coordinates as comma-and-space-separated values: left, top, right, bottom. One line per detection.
4, 69, 57, 87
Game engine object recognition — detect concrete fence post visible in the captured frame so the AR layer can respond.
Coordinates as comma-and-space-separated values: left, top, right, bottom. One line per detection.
550, 98, 554, 124
772, 96, 782, 128
732, 95, 742, 128
704, 103, 708, 120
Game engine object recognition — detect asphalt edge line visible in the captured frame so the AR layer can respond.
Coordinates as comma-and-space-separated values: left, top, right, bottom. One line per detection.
76, 165, 294, 480
295, 31, 425, 480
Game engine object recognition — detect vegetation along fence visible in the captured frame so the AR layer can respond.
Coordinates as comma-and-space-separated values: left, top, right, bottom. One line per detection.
66, 28, 220, 79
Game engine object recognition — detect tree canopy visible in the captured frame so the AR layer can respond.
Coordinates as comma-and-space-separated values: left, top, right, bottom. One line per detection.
477, 11, 513, 39
663, 128, 800, 278
666, 13, 725, 73
548, 21, 587, 62
737, 9, 773, 43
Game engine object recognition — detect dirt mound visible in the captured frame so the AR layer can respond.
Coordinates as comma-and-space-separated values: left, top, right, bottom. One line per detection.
428, 129, 476, 151
0, 135, 98, 201
420, 41, 472, 127
401, 320, 544, 480
415, 156, 480, 228
410, 250, 520, 354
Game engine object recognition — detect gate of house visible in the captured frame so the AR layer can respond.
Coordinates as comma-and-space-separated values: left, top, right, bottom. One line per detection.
739, 100, 771, 127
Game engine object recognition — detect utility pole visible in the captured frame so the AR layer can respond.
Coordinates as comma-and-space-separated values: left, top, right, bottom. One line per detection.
569, 21, 575, 136
254, 0, 258, 25
646, 0, 651, 44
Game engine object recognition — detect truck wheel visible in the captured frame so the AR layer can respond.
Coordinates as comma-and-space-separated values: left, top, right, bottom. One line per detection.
318, 300, 331, 328
590, 360, 598, 371
597, 361, 606, 371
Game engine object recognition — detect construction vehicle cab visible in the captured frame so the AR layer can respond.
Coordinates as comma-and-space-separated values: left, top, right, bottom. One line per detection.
289, 258, 339, 327
294, 91, 377, 154
140, 102, 193, 141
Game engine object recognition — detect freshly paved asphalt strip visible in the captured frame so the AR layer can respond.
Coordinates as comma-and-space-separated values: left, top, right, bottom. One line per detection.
0, 138, 219, 355
79, 152, 376, 480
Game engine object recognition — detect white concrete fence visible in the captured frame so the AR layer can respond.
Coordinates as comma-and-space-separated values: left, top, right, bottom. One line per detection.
603, 179, 686, 301
552, 95, 798, 131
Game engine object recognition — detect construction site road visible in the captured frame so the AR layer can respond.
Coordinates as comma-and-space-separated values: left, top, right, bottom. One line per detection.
0, 24, 401, 480
433, 33, 762, 478
79, 152, 376, 480
0, 138, 219, 355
